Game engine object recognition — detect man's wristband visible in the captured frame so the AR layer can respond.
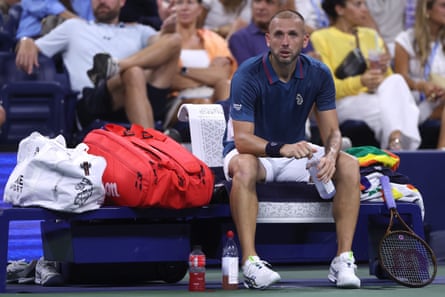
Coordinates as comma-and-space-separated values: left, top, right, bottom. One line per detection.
265, 142, 285, 157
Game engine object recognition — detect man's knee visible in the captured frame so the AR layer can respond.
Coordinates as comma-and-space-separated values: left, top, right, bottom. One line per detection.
336, 152, 360, 183
230, 154, 261, 182
121, 66, 146, 84
163, 33, 182, 56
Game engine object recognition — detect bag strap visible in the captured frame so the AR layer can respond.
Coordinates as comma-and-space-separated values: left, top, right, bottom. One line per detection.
103, 124, 173, 166
103, 123, 134, 136
129, 124, 203, 174
129, 136, 190, 191
103, 124, 192, 190
353, 28, 360, 49
104, 123, 206, 174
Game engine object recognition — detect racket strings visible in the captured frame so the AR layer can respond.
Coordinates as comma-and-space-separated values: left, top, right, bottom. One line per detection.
380, 232, 435, 286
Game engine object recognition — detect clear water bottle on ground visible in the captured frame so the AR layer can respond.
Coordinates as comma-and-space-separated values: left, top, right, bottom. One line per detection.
222, 230, 239, 290
307, 157, 336, 200
188, 245, 206, 291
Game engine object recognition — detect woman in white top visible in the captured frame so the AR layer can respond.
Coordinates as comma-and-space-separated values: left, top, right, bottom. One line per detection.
166, 0, 236, 129
394, 0, 445, 148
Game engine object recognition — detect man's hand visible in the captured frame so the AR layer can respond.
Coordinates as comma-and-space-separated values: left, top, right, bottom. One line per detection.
157, 0, 175, 21
280, 141, 317, 159
15, 38, 39, 75
160, 13, 176, 34
315, 153, 336, 183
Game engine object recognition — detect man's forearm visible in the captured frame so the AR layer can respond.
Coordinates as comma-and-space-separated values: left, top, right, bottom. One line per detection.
325, 129, 341, 160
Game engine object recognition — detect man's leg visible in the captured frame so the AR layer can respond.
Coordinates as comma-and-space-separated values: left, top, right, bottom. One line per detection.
121, 33, 182, 89
329, 151, 361, 288
228, 153, 280, 289
121, 67, 155, 128
228, 154, 261, 262
77, 67, 154, 129
0, 105, 5, 128
102, 33, 182, 128
332, 152, 361, 253
88, 33, 182, 87
436, 107, 445, 148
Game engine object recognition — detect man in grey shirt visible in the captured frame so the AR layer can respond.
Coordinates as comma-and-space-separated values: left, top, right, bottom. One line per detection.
15, 0, 181, 130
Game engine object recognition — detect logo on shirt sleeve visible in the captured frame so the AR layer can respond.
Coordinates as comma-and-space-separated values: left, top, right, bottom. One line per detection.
233, 103, 242, 111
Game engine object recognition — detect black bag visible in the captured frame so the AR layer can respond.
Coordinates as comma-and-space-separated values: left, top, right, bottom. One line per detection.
334, 48, 367, 79
334, 29, 367, 79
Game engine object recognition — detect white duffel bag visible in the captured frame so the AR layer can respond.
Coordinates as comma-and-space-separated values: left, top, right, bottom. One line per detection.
3, 132, 106, 213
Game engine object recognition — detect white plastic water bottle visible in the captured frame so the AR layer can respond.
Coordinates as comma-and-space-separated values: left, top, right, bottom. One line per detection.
221, 230, 239, 290
308, 157, 336, 200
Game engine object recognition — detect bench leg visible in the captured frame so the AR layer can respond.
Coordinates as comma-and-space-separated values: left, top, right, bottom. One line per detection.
0, 218, 10, 292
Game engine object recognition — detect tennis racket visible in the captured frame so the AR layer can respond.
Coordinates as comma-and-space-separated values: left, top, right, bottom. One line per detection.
378, 175, 437, 288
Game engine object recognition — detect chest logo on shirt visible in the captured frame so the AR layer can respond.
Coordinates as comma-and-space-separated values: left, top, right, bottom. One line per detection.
296, 94, 303, 105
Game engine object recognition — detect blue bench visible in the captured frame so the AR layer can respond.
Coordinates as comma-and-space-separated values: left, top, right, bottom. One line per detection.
0, 203, 232, 290
0, 103, 429, 291
0, 188, 424, 292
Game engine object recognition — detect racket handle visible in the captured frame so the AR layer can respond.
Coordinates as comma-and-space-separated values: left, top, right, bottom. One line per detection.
380, 175, 396, 209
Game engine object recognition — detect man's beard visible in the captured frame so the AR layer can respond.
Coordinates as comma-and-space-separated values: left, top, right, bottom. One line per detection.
94, 6, 120, 23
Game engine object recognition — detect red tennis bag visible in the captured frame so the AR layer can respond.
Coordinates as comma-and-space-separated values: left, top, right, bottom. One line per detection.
83, 123, 214, 209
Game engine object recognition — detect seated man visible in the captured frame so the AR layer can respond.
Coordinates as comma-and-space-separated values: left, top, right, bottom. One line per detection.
228, 0, 317, 66
16, 0, 181, 131
224, 10, 361, 289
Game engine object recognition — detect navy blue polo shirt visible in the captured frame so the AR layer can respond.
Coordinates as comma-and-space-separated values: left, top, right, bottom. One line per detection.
223, 52, 335, 156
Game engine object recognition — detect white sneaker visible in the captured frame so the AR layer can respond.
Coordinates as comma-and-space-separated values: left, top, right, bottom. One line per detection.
35, 257, 64, 286
242, 256, 281, 289
6, 259, 37, 284
328, 251, 361, 288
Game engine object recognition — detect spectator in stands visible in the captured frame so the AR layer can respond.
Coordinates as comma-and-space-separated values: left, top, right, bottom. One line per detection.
229, 0, 317, 66
394, 0, 445, 149
164, 0, 236, 128
202, 0, 294, 38
310, 0, 421, 150
362, 0, 418, 57
0, 0, 19, 16
224, 10, 361, 289
200, 0, 251, 39
0, 105, 5, 128
228, 0, 287, 65
15, 0, 94, 40
16, 0, 181, 132
294, 0, 330, 33
119, 0, 172, 30
0, 0, 21, 50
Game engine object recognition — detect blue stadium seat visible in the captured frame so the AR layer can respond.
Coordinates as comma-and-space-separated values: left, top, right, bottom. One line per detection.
0, 52, 77, 146
0, 14, 13, 52
311, 118, 440, 149
0, 4, 21, 52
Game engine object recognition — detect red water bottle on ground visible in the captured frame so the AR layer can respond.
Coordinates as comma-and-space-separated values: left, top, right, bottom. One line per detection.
222, 230, 239, 290
189, 245, 206, 291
